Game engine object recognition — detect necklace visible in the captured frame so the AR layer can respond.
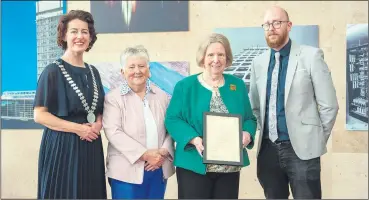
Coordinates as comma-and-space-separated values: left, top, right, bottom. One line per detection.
54, 60, 99, 123
201, 74, 224, 90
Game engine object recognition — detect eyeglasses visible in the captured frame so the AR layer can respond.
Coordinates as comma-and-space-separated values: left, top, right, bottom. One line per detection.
261, 21, 289, 31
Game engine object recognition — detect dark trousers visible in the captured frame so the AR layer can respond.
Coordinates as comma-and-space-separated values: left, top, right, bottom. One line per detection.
176, 167, 240, 199
257, 139, 322, 199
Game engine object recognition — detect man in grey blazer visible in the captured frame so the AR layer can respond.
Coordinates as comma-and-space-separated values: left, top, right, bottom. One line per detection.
249, 6, 339, 199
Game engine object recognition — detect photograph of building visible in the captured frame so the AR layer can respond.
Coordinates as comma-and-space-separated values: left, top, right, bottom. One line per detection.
1, 1, 66, 129
224, 46, 269, 91
214, 25, 319, 92
1, 91, 43, 129
36, 1, 66, 80
346, 24, 368, 131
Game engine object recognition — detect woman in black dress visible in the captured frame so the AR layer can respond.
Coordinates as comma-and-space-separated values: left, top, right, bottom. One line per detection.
34, 10, 107, 199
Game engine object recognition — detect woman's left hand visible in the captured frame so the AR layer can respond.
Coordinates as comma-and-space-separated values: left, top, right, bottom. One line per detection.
158, 148, 169, 157
80, 122, 102, 140
86, 122, 102, 135
242, 131, 251, 148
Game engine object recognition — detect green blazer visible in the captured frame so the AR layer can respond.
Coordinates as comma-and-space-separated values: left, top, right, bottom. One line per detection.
165, 73, 257, 175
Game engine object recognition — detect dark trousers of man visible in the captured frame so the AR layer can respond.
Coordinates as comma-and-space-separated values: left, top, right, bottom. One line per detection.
176, 167, 240, 199
257, 139, 322, 199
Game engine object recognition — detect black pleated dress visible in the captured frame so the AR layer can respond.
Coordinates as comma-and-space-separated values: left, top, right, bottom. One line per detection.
34, 58, 107, 199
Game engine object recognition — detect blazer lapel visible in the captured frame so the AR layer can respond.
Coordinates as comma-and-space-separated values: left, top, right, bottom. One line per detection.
258, 50, 271, 124
284, 42, 300, 106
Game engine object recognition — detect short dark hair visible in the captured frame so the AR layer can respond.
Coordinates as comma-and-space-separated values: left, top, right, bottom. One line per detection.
57, 10, 97, 52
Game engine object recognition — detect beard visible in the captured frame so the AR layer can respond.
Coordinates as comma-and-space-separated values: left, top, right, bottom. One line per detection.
265, 30, 288, 49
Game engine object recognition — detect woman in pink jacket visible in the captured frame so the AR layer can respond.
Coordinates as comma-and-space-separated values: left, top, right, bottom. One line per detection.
102, 45, 175, 199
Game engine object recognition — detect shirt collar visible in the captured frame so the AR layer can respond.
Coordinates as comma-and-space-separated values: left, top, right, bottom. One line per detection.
271, 38, 292, 57
120, 79, 155, 96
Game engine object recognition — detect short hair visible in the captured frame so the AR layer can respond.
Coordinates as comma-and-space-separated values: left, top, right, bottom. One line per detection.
57, 10, 97, 52
196, 33, 233, 67
120, 45, 150, 69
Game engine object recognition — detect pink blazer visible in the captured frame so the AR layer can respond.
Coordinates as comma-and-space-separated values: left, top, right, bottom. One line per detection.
102, 84, 175, 184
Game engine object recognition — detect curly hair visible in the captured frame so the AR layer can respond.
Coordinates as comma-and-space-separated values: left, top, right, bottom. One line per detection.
57, 10, 97, 52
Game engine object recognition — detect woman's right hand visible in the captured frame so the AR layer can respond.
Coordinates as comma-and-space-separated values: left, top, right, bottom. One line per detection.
77, 124, 99, 142
190, 137, 204, 157
141, 150, 165, 171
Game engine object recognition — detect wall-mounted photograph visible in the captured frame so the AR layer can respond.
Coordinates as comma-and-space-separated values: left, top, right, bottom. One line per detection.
346, 24, 368, 131
1, 0, 67, 129
91, 1, 189, 33
93, 61, 189, 97
214, 25, 319, 92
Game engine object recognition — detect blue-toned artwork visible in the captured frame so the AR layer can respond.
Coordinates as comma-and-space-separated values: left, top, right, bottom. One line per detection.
1, 0, 67, 129
93, 61, 189, 97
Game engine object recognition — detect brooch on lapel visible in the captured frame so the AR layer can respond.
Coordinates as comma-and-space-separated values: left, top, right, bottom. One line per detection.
230, 84, 236, 91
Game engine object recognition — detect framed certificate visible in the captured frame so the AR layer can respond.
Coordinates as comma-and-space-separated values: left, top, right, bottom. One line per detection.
202, 112, 243, 166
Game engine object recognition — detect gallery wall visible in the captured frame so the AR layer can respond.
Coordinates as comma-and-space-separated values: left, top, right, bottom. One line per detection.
1, 1, 368, 199
77, 0, 368, 152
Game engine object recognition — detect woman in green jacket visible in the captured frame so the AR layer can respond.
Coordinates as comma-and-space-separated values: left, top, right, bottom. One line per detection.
165, 33, 257, 199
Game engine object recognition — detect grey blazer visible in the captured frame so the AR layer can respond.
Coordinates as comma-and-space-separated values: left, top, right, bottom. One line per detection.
249, 41, 339, 160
